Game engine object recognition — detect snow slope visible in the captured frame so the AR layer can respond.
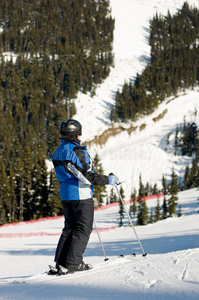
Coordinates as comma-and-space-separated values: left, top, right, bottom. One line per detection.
73, 0, 199, 142
0, 189, 199, 300
51, 0, 199, 200
1, 0, 199, 299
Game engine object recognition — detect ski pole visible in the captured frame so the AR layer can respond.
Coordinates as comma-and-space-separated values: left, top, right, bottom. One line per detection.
94, 220, 109, 261
110, 173, 147, 257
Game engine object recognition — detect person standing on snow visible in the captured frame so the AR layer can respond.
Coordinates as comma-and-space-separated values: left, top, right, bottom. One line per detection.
50, 119, 119, 275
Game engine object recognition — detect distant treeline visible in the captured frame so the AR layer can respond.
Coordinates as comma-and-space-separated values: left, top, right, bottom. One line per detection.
111, 2, 199, 122
0, 0, 115, 225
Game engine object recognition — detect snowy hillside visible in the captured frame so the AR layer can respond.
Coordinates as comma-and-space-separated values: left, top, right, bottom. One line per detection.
73, 0, 199, 141
57, 0, 199, 200
72, 0, 152, 141
0, 189, 199, 299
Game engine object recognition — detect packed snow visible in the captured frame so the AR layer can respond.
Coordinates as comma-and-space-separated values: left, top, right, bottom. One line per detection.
0, 0, 199, 299
0, 189, 199, 299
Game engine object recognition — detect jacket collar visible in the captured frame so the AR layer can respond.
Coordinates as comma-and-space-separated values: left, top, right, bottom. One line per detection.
60, 139, 86, 148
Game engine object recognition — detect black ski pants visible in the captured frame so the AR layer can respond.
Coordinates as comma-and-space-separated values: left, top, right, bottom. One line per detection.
55, 199, 94, 266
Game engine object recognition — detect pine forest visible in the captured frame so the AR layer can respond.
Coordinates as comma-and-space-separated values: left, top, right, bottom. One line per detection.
111, 3, 199, 122
0, 0, 115, 224
0, 1, 198, 225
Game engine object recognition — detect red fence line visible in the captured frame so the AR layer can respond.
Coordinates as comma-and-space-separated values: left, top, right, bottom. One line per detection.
0, 226, 116, 238
0, 193, 164, 228
95, 193, 164, 211
0, 215, 64, 228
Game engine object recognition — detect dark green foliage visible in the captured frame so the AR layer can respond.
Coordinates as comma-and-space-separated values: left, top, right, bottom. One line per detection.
130, 188, 137, 218
162, 197, 168, 219
93, 153, 107, 207
48, 170, 63, 216
183, 157, 199, 189
148, 209, 154, 224
0, 0, 114, 96
174, 127, 179, 156
0, 159, 9, 224
162, 174, 168, 195
181, 122, 198, 156
177, 204, 182, 217
183, 165, 190, 190
137, 174, 148, 225
179, 121, 199, 190
168, 168, 178, 217
111, 3, 199, 122
167, 120, 198, 190
32, 158, 50, 219
0, 0, 114, 224
155, 198, 161, 222
137, 199, 148, 226
109, 187, 117, 203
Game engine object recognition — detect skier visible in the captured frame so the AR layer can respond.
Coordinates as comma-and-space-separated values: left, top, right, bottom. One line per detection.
50, 119, 119, 275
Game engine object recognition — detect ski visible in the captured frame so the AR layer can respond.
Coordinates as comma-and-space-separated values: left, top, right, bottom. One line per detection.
48, 264, 69, 276
48, 264, 59, 275
12, 255, 141, 284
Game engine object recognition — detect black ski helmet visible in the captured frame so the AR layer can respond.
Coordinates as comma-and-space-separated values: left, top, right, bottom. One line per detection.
59, 119, 82, 139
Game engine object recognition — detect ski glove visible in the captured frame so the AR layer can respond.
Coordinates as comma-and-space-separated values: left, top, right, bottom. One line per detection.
108, 174, 119, 186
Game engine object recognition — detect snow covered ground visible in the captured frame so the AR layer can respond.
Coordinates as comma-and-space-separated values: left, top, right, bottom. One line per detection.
73, 0, 199, 141
0, 188, 199, 299
1, 0, 199, 299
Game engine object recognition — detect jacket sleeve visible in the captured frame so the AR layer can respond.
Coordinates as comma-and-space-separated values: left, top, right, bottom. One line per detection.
73, 147, 109, 186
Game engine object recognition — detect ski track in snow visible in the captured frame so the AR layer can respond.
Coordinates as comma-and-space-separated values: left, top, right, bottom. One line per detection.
1, 250, 199, 300
0, 189, 199, 299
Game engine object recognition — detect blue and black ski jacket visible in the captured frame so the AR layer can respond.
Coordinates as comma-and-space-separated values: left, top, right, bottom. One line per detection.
51, 139, 108, 201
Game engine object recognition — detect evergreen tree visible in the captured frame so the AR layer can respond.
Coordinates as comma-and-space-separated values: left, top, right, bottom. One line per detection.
112, 3, 199, 124
188, 158, 198, 188
8, 165, 17, 223
0, 0, 115, 224
137, 174, 148, 225
21, 145, 34, 221
148, 209, 153, 224
168, 168, 178, 217
33, 158, 49, 219
177, 204, 182, 217
15, 156, 24, 222
153, 183, 158, 195
48, 170, 63, 216
130, 188, 137, 220
0, 159, 10, 224
137, 199, 148, 226
183, 165, 190, 190
145, 182, 150, 196
162, 197, 168, 219
155, 198, 161, 222
174, 126, 179, 156
194, 129, 199, 158
93, 153, 107, 207
109, 187, 117, 203
162, 174, 167, 195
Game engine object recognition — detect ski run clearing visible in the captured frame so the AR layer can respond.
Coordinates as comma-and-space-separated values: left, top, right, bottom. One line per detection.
0, 0, 199, 299
0, 189, 199, 299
